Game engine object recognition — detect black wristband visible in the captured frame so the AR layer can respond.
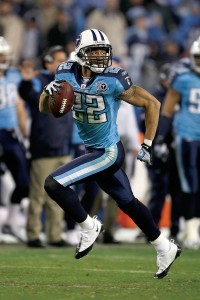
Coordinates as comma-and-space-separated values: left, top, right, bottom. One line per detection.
141, 143, 151, 151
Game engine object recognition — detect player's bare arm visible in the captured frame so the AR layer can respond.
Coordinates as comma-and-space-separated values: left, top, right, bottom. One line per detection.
39, 91, 51, 114
161, 87, 180, 117
17, 97, 28, 137
39, 91, 50, 114
119, 85, 161, 141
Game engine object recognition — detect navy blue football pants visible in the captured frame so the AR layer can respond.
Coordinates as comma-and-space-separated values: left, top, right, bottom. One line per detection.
64, 143, 99, 230
147, 146, 182, 237
44, 141, 160, 241
0, 129, 29, 204
175, 137, 200, 219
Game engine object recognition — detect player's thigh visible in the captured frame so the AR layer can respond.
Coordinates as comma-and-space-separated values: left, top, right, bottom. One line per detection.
97, 168, 135, 206
50, 142, 125, 187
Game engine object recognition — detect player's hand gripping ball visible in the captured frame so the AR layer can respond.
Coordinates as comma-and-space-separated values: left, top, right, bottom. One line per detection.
47, 80, 74, 118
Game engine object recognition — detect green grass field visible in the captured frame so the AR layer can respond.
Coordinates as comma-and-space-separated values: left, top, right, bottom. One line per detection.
0, 243, 199, 300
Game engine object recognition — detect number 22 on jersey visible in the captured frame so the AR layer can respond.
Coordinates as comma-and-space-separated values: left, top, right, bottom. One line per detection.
72, 92, 108, 124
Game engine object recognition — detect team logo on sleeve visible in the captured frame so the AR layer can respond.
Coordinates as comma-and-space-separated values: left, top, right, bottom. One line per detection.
96, 82, 108, 93
122, 71, 128, 76
125, 76, 131, 86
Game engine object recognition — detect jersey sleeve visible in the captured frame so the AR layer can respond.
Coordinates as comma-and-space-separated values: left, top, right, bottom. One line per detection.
55, 60, 75, 80
169, 59, 190, 86
114, 68, 133, 97
171, 74, 186, 93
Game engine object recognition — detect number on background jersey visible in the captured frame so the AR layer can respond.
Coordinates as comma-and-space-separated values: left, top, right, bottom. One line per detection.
189, 89, 200, 114
0, 83, 17, 109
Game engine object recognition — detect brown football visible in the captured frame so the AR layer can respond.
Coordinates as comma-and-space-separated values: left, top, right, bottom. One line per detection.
48, 81, 74, 118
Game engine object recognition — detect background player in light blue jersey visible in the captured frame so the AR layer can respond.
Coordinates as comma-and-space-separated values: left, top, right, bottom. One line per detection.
160, 37, 200, 249
0, 36, 29, 241
39, 29, 181, 279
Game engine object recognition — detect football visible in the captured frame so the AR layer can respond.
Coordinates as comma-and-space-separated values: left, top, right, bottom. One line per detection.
48, 81, 74, 118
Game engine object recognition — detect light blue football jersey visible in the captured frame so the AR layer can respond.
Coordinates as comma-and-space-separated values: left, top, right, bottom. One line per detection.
0, 68, 22, 129
172, 71, 200, 140
55, 61, 132, 148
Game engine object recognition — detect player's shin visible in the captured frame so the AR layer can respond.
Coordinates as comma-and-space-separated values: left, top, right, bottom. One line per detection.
118, 199, 160, 241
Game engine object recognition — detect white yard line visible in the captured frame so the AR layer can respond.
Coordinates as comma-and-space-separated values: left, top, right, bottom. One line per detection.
0, 265, 151, 273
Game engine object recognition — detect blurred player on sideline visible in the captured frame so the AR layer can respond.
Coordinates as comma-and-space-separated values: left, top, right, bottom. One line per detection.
159, 37, 200, 249
0, 36, 29, 242
146, 63, 182, 241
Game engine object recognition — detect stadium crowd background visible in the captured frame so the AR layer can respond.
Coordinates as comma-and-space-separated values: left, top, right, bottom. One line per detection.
1, 0, 200, 90
0, 0, 200, 245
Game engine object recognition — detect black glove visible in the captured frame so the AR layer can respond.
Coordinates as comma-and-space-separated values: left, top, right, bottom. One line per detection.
153, 135, 169, 163
137, 143, 152, 165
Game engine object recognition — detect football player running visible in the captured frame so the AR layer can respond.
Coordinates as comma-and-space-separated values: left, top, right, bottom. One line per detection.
160, 37, 200, 249
39, 29, 181, 279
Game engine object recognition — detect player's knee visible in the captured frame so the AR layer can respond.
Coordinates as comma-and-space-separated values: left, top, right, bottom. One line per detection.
44, 175, 60, 195
118, 197, 139, 210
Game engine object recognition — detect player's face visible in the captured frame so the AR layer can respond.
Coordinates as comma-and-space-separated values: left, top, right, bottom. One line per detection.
86, 48, 107, 68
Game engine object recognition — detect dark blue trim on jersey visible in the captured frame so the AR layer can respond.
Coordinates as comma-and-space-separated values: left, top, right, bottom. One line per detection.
90, 29, 98, 41
74, 63, 98, 87
170, 70, 191, 86
102, 67, 133, 90
56, 61, 132, 91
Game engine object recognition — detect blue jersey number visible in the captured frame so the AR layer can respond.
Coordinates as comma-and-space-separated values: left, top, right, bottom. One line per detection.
73, 92, 107, 124
189, 89, 200, 114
